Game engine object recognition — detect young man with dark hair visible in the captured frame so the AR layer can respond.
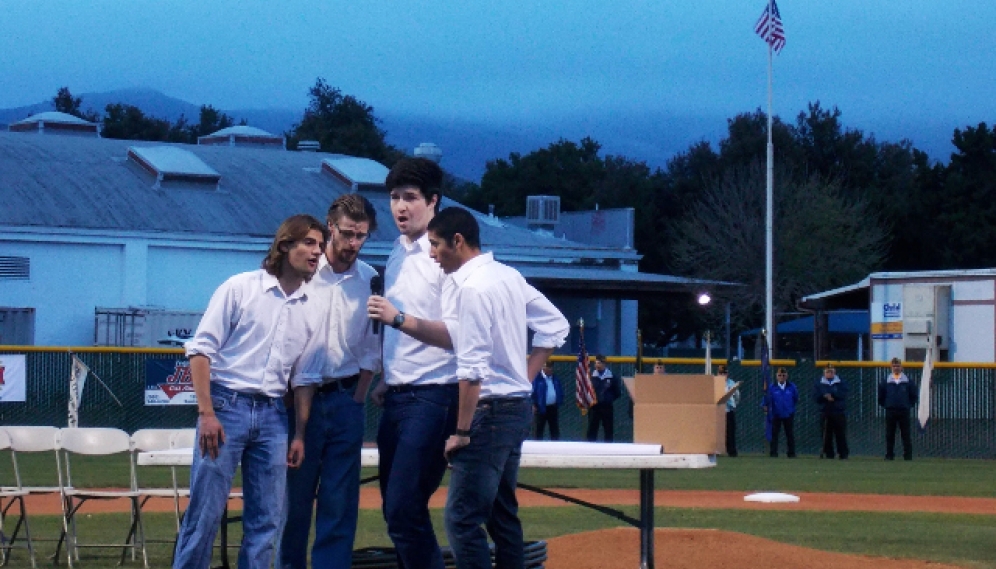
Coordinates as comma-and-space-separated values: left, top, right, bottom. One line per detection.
427, 207, 568, 569
175, 214, 328, 569
586, 355, 621, 442
279, 195, 381, 569
366, 157, 458, 569
815, 363, 849, 459
878, 358, 917, 461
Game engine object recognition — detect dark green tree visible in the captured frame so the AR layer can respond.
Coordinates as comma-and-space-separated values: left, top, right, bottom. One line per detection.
288, 78, 405, 165
52, 87, 100, 122
101, 104, 173, 141
187, 105, 235, 140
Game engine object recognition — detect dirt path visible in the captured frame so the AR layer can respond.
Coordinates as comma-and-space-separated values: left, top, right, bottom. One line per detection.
17, 487, 996, 516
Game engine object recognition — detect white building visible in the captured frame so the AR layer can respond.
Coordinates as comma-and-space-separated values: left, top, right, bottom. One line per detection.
800, 269, 996, 362
0, 128, 713, 354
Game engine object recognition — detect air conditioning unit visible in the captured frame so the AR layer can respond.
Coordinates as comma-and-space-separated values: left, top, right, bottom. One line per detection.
902, 284, 951, 362
526, 195, 560, 224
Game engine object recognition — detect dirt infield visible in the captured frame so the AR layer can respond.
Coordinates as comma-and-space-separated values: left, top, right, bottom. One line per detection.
544, 528, 966, 569
18, 487, 996, 515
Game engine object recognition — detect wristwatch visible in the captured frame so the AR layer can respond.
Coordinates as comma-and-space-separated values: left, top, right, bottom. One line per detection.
391, 312, 406, 329
455, 428, 472, 437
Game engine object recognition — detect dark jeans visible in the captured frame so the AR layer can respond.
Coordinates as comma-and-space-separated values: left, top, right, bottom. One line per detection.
821, 413, 849, 459
885, 408, 913, 460
770, 416, 796, 457
586, 402, 614, 442
445, 397, 532, 569
534, 405, 560, 440
725, 410, 737, 457
279, 389, 364, 569
377, 384, 459, 569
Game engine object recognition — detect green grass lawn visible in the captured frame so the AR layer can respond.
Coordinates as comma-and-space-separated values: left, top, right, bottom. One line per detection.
4, 508, 994, 569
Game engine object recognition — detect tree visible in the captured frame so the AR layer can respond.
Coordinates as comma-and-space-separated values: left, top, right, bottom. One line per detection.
188, 105, 235, 140
52, 87, 100, 122
289, 78, 405, 165
101, 104, 174, 141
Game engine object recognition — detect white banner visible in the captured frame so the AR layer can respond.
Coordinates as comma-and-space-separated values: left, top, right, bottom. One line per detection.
0, 354, 27, 402
68, 355, 89, 427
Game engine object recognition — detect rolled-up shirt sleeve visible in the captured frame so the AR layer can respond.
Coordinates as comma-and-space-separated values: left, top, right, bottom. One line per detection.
524, 284, 569, 348
357, 319, 382, 374
184, 277, 240, 362
455, 287, 493, 382
290, 302, 328, 388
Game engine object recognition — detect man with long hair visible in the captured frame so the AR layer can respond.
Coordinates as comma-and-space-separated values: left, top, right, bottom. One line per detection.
280, 196, 381, 569
174, 214, 329, 569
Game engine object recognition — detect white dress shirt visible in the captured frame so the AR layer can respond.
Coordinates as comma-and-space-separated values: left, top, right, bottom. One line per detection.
312, 255, 382, 379
382, 232, 457, 386
185, 269, 326, 398
444, 252, 569, 399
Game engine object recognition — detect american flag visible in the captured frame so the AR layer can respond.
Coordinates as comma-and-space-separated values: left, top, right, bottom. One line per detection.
755, 0, 786, 54
575, 324, 597, 415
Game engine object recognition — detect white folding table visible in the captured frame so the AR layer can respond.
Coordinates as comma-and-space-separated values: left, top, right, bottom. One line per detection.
139, 442, 715, 569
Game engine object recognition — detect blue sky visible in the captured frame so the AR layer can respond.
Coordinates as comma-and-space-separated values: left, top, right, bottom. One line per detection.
2, 0, 994, 164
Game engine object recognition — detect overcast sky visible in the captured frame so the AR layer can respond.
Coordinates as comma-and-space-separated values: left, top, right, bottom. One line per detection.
2, 0, 994, 159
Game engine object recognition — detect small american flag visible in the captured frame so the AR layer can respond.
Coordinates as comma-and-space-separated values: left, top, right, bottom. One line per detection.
755, 0, 786, 54
575, 323, 597, 415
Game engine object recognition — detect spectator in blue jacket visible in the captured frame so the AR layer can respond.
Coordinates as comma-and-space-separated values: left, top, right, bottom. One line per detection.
586, 355, 621, 442
531, 360, 563, 440
763, 367, 799, 458
815, 363, 849, 459
878, 357, 918, 461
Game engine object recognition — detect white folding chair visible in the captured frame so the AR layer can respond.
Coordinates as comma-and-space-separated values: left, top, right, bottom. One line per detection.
3, 427, 61, 495
0, 429, 36, 568
56, 428, 147, 569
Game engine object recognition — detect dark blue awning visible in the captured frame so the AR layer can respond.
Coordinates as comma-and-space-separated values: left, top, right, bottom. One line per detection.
743, 311, 868, 337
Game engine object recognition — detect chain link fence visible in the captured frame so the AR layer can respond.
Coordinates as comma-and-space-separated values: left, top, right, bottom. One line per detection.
2, 348, 994, 459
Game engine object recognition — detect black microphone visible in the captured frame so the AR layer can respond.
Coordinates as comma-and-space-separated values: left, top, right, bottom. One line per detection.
370, 274, 384, 334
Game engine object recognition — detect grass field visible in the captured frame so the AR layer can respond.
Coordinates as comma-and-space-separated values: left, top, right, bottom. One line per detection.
2, 454, 995, 568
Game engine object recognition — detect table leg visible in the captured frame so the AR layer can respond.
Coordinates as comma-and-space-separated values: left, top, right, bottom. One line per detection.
639, 469, 654, 569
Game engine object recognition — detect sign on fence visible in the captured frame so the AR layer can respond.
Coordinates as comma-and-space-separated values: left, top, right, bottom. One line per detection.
0, 354, 26, 402
145, 359, 196, 405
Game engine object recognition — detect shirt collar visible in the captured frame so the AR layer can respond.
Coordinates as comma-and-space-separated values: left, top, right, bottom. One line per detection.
398, 231, 430, 253
316, 253, 358, 284
451, 251, 494, 286
889, 373, 907, 384
260, 270, 309, 300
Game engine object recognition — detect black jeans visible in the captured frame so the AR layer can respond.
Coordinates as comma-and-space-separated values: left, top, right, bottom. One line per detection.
534, 405, 560, 440
770, 416, 795, 457
725, 410, 737, 456
821, 413, 849, 459
586, 402, 614, 442
885, 408, 913, 460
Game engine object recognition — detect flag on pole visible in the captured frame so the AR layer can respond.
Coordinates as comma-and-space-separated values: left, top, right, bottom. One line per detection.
917, 344, 934, 431
575, 321, 597, 415
68, 354, 89, 428
761, 334, 774, 442
755, 0, 786, 54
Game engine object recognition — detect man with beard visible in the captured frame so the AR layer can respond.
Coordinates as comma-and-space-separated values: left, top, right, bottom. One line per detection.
279, 195, 381, 569
174, 215, 328, 569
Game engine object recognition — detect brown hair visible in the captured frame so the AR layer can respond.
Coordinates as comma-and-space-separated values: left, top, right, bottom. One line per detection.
261, 214, 328, 279
327, 193, 378, 232
385, 157, 443, 213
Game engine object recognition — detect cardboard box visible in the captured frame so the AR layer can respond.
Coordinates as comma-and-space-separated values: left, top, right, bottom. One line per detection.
623, 374, 740, 455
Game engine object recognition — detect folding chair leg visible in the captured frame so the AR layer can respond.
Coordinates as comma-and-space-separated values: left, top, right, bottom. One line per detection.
0, 496, 36, 569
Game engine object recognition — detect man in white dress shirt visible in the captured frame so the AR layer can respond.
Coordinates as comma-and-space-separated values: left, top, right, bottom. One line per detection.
366, 158, 458, 569
174, 214, 328, 569
428, 207, 569, 569
279, 195, 381, 569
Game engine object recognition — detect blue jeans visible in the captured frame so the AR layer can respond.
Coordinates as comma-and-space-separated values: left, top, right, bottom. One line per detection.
445, 397, 532, 569
278, 389, 364, 569
377, 384, 458, 569
174, 383, 289, 569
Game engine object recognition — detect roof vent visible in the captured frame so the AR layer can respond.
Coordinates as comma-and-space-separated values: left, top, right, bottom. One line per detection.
414, 142, 443, 163
321, 157, 388, 192
8, 112, 99, 137
127, 146, 221, 190
0, 256, 30, 280
526, 195, 560, 225
298, 140, 321, 152
198, 125, 285, 149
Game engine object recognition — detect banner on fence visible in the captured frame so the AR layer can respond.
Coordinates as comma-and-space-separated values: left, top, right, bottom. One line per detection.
68, 355, 89, 426
145, 359, 196, 405
0, 354, 27, 402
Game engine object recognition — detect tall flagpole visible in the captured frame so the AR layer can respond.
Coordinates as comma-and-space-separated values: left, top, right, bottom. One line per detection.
765, 0, 775, 359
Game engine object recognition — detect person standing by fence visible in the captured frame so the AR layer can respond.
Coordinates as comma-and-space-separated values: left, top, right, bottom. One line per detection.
815, 363, 849, 459
531, 360, 563, 440
719, 365, 739, 457
764, 367, 798, 458
586, 355, 621, 442
878, 357, 917, 461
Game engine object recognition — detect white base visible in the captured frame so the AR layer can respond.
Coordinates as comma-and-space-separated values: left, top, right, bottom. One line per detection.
744, 492, 800, 503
